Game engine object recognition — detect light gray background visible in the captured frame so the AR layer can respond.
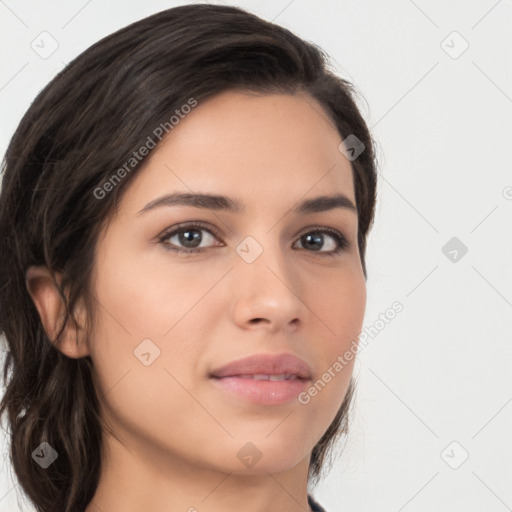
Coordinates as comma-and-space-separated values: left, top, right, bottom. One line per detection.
1, 1, 511, 511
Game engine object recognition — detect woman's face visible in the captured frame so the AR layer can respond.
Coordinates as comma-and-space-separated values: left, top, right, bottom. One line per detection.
87, 90, 366, 476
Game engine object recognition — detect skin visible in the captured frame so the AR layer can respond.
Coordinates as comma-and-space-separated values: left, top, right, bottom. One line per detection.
26, 90, 367, 512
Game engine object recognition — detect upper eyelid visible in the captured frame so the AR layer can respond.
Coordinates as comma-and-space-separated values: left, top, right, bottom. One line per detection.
159, 221, 222, 240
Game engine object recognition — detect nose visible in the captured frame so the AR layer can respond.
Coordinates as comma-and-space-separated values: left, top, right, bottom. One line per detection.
230, 237, 310, 333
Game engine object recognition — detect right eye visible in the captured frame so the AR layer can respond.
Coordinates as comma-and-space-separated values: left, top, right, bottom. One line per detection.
157, 222, 224, 255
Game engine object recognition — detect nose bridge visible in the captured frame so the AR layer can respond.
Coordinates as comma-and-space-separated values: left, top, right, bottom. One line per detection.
235, 230, 290, 286
231, 229, 308, 330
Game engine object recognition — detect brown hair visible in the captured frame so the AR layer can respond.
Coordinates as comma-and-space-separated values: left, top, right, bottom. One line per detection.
0, 4, 377, 511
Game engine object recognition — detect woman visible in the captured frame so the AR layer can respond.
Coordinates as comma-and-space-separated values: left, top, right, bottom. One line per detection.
0, 4, 378, 512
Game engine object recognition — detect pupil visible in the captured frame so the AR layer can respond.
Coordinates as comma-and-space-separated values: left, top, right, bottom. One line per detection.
179, 230, 201, 247
303, 233, 323, 251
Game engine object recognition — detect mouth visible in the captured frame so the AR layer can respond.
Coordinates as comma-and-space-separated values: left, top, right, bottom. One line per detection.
209, 371, 311, 405
225, 373, 303, 381
209, 352, 313, 405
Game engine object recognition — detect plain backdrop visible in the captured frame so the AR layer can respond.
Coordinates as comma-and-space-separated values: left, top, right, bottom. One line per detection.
1, 1, 511, 511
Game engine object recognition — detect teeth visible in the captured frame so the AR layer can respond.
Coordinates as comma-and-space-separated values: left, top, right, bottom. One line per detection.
237, 374, 298, 381
269, 374, 286, 381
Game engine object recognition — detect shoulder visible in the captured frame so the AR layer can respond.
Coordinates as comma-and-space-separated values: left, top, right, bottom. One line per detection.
308, 493, 327, 512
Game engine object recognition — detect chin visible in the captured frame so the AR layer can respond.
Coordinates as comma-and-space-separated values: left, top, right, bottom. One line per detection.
220, 437, 310, 476
227, 455, 308, 476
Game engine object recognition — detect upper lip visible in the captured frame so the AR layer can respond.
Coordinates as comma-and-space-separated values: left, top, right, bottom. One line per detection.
209, 353, 313, 380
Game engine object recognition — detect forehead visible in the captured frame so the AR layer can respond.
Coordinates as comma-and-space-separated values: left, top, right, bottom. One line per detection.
120, 91, 355, 214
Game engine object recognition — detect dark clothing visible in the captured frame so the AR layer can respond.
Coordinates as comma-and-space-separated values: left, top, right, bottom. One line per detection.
308, 494, 327, 512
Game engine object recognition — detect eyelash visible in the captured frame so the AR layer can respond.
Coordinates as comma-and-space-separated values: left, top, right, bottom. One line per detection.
157, 221, 350, 258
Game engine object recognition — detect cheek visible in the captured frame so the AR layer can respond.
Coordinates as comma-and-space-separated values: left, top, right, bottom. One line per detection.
293, 267, 365, 419
312, 267, 367, 347
86, 252, 216, 450
86, 241, 217, 404
90, 237, 224, 341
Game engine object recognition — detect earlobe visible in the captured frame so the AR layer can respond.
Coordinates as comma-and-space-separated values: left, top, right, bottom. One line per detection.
25, 265, 90, 359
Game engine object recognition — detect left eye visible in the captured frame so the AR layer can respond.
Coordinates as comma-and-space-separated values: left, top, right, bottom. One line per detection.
294, 230, 348, 254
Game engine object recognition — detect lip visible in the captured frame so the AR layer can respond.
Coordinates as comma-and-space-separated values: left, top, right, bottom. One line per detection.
209, 352, 313, 405
209, 352, 313, 380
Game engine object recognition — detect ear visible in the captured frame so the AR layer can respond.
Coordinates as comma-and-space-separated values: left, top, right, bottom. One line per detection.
25, 265, 90, 358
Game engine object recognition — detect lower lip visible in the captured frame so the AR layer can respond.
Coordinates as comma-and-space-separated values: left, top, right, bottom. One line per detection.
210, 376, 310, 405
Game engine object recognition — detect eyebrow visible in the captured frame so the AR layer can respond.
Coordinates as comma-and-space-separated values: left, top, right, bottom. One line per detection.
137, 192, 357, 216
